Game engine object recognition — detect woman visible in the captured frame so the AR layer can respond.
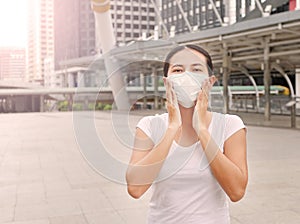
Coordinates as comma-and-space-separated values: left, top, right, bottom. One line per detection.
126, 45, 248, 223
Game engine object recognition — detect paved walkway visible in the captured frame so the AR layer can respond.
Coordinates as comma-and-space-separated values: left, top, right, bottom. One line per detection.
0, 111, 299, 223
235, 111, 300, 129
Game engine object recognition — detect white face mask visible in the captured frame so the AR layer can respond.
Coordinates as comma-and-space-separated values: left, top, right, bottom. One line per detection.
167, 71, 208, 108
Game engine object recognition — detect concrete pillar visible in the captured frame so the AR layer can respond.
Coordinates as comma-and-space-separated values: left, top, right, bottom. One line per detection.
91, 0, 115, 53
31, 96, 35, 112
296, 0, 300, 10
263, 40, 271, 121
296, 68, 300, 109
64, 72, 69, 87
289, 68, 299, 128
160, 97, 165, 109
83, 97, 89, 111
78, 71, 85, 88
40, 95, 44, 112
68, 73, 75, 87
91, 1, 130, 110
223, 68, 230, 113
6, 96, 14, 113
68, 94, 73, 111
104, 55, 131, 111
140, 73, 147, 109
152, 68, 159, 110
222, 48, 230, 114
263, 62, 271, 121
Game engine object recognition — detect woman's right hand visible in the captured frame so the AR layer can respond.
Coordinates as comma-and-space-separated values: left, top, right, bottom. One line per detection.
165, 78, 182, 130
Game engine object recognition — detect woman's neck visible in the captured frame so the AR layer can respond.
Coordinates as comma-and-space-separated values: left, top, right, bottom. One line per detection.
179, 105, 195, 127
178, 104, 211, 129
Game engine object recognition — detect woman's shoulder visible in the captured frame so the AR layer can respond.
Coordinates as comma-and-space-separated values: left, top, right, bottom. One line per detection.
136, 112, 168, 144
137, 112, 168, 130
224, 113, 245, 126
138, 112, 168, 124
223, 113, 246, 140
210, 112, 245, 142
210, 111, 244, 127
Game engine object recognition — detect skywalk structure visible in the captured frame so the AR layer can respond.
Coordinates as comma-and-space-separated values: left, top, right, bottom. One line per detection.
60, 0, 300, 125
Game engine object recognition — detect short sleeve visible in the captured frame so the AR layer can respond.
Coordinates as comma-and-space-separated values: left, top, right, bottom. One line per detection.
224, 114, 246, 141
136, 114, 168, 145
136, 116, 154, 143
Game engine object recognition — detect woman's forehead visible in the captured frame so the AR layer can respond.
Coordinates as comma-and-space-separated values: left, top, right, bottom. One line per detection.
169, 48, 207, 66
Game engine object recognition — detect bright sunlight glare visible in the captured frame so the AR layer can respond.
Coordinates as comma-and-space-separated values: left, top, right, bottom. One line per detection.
0, 0, 27, 47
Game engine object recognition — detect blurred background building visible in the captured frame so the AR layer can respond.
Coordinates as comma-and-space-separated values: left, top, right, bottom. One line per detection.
49, 0, 157, 88
53, 0, 157, 70
159, 0, 225, 34
158, 0, 293, 35
26, 0, 54, 85
0, 47, 25, 81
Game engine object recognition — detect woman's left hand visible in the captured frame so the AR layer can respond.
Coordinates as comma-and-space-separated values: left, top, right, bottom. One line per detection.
194, 76, 217, 131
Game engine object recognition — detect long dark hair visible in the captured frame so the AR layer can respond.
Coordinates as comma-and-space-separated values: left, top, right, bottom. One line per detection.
163, 44, 213, 77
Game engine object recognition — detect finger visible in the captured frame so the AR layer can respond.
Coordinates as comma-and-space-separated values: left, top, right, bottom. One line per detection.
166, 79, 170, 102
202, 88, 209, 102
169, 80, 174, 105
197, 90, 205, 110
171, 85, 178, 106
202, 80, 209, 97
198, 88, 208, 106
205, 81, 210, 99
167, 79, 174, 105
200, 90, 209, 109
204, 79, 212, 97
209, 75, 217, 85
197, 89, 204, 102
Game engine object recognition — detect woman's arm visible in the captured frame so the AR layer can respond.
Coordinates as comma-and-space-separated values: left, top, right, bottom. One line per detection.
126, 125, 179, 199
195, 77, 248, 202
126, 79, 181, 199
198, 128, 248, 202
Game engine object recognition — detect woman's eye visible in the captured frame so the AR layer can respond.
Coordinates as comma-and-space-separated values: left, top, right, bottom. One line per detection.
193, 68, 203, 72
172, 69, 183, 73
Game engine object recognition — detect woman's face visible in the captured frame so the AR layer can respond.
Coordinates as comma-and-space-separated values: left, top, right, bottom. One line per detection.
167, 48, 209, 76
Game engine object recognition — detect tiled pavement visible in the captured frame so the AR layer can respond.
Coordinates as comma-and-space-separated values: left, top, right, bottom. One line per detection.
0, 111, 299, 224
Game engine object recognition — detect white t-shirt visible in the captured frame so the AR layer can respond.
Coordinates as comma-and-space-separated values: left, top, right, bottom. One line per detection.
136, 112, 246, 224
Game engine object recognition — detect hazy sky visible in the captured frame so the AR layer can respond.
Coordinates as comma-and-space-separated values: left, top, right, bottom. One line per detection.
0, 0, 27, 47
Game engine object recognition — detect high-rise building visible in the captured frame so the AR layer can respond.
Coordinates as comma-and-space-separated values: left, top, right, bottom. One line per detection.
51, 0, 157, 88
0, 47, 26, 81
235, 0, 291, 22
78, 0, 99, 56
159, 0, 225, 35
158, 0, 292, 36
54, 0, 157, 71
53, 0, 80, 70
26, 0, 54, 85
110, 0, 157, 45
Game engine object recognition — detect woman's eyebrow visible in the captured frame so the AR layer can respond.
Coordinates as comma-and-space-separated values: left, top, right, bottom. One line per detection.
191, 63, 205, 67
171, 64, 184, 68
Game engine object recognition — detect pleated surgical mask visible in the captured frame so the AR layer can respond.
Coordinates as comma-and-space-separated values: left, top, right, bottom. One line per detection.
167, 71, 208, 108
